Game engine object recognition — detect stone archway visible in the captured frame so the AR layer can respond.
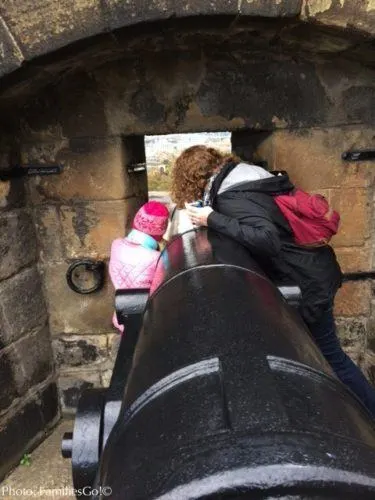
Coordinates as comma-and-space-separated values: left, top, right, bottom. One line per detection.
1, 0, 375, 480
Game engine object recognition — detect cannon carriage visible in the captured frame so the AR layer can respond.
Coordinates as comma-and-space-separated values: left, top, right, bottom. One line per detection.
62, 229, 375, 499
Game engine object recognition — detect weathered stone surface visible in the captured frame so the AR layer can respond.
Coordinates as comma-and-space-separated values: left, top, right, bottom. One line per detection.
0, 381, 59, 481
334, 281, 371, 317
59, 200, 129, 258
177, 0, 239, 17
336, 317, 367, 352
43, 262, 114, 335
196, 57, 330, 129
20, 72, 108, 138
302, 0, 375, 36
105, 0, 175, 30
0, 350, 18, 413
0, 178, 26, 211
0, 210, 37, 280
343, 85, 375, 125
0, 267, 48, 347
53, 334, 108, 367
280, 23, 356, 55
0, 1, 106, 60
330, 188, 369, 248
108, 332, 120, 361
257, 128, 375, 191
59, 371, 101, 411
0, 396, 44, 481
5, 327, 54, 396
38, 381, 60, 427
240, 0, 302, 17
27, 137, 128, 203
334, 246, 371, 273
33, 205, 63, 262
0, 16, 24, 78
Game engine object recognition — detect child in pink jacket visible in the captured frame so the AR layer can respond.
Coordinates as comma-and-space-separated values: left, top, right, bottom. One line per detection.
109, 201, 169, 333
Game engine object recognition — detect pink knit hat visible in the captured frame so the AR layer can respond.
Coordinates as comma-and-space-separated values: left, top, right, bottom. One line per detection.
133, 201, 169, 241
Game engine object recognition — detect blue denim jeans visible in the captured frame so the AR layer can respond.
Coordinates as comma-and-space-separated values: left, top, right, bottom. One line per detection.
307, 304, 375, 418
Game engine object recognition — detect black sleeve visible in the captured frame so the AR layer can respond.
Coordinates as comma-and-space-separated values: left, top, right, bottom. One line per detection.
207, 199, 281, 257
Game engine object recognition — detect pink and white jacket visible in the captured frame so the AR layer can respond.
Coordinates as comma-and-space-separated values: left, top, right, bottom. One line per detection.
109, 237, 160, 332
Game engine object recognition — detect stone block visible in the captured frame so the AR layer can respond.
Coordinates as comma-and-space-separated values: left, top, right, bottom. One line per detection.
0, 16, 24, 78
0, 178, 26, 211
38, 382, 60, 426
0, 1, 106, 60
330, 188, 369, 247
53, 334, 108, 367
240, 0, 302, 17
43, 262, 114, 335
334, 281, 371, 317
0, 395, 44, 481
336, 317, 367, 352
28, 137, 129, 203
301, 0, 375, 37
105, 0, 175, 30
334, 246, 371, 273
59, 371, 101, 412
177, 0, 239, 17
5, 327, 54, 397
108, 333, 120, 361
0, 210, 37, 280
0, 350, 18, 413
33, 205, 63, 262
60, 200, 130, 259
262, 128, 375, 191
0, 267, 48, 347
100, 369, 114, 388
196, 58, 330, 129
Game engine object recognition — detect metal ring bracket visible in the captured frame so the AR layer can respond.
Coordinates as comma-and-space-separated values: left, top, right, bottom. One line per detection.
66, 259, 105, 294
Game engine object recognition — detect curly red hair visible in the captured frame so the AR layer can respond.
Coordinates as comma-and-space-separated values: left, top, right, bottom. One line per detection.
171, 145, 238, 208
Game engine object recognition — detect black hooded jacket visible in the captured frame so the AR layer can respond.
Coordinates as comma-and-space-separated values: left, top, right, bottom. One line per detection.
206, 162, 343, 325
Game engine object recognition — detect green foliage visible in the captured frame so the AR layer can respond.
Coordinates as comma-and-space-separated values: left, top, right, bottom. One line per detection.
148, 169, 172, 191
20, 453, 31, 466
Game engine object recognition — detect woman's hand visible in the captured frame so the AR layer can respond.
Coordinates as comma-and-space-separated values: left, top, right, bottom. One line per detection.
185, 204, 214, 227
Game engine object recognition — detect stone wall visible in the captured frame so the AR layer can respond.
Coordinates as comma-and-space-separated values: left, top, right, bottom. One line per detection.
0, 170, 59, 480
22, 135, 147, 413
255, 126, 375, 383
1, 14, 375, 415
13, 41, 375, 407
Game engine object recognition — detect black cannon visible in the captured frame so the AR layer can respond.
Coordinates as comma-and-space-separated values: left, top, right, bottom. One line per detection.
62, 229, 375, 499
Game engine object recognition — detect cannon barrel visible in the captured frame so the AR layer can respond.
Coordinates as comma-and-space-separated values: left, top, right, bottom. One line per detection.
63, 229, 375, 499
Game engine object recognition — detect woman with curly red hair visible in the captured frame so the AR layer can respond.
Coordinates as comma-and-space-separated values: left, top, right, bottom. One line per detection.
170, 144, 375, 418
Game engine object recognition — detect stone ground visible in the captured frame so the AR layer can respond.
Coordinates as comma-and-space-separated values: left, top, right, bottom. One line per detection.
0, 420, 75, 500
